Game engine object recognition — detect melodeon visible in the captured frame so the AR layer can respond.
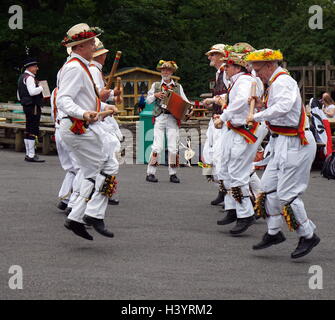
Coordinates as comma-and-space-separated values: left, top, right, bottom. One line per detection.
163, 90, 192, 121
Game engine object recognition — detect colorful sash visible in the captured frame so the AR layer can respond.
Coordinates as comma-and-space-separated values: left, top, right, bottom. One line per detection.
266, 105, 308, 145
264, 71, 308, 145
226, 121, 259, 144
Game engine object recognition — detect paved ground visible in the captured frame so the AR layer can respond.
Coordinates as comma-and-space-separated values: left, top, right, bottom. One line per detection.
0, 149, 334, 300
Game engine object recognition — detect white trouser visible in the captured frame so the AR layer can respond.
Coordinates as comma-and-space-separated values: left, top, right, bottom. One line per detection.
261, 130, 316, 237
220, 128, 261, 218
67, 169, 83, 209
202, 119, 227, 186
202, 119, 214, 165
147, 113, 179, 176
212, 124, 227, 181
249, 171, 262, 198
55, 129, 79, 202
59, 120, 118, 223
24, 139, 35, 158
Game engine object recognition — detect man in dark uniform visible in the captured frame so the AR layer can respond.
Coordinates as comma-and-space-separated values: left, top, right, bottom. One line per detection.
17, 57, 45, 162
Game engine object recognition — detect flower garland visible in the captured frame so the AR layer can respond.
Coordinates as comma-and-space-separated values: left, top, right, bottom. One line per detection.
245, 49, 283, 62
198, 162, 212, 168
282, 204, 299, 231
101, 175, 118, 198
61, 27, 103, 46
156, 60, 178, 71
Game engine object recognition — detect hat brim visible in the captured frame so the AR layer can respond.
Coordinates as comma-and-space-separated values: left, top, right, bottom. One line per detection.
205, 50, 224, 56
93, 48, 109, 58
24, 62, 38, 68
245, 59, 283, 63
220, 56, 248, 68
64, 33, 101, 47
156, 66, 176, 72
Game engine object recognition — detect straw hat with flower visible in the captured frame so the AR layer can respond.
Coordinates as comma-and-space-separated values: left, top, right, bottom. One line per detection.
156, 60, 178, 72
61, 23, 103, 47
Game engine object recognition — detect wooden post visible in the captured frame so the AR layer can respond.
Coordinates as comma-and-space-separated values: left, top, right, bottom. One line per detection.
313, 64, 316, 97
325, 60, 331, 93
42, 133, 51, 155
14, 129, 24, 152
302, 66, 306, 103
308, 62, 313, 87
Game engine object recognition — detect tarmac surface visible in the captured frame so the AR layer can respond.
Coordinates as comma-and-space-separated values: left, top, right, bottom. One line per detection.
0, 149, 334, 300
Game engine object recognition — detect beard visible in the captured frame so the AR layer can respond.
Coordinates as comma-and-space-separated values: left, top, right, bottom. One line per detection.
162, 76, 171, 82
209, 60, 215, 67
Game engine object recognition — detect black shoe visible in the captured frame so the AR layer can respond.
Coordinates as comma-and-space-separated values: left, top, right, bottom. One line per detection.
57, 201, 68, 211
211, 191, 225, 205
170, 174, 180, 183
24, 155, 45, 163
108, 199, 119, 205
217, 209, 237, 225
65, 207, 72, 216
83, 215, 114, 238
230, 216, 256, 235
146, 174, 158, 183
291, 234, 320, 259
253, 231, 286, 250
64, 219, 93, 240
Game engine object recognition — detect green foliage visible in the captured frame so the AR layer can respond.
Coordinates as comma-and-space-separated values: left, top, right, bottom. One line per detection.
0, 0, 334, 101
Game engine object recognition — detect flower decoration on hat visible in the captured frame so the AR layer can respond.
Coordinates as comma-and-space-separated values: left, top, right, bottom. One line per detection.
245, 49, 284, 62
220, 52, 248, 68
156, 60, 178, 72
61, 26, 104, 47
233, 43, 256, 55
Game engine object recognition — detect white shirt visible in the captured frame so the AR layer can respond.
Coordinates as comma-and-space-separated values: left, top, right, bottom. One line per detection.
220, 72, 261, 127
89, 60, 114, 101
89, 60, 121, 138
56, 53, 108, 119
146, 79, 190, 108
51, 56, 72, 125
253, 67, 308, 128
17, 70, 43, 100
324, 104, 335, 118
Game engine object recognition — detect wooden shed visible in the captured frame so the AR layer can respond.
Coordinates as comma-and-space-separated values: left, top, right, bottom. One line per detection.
111, 67, 180, 112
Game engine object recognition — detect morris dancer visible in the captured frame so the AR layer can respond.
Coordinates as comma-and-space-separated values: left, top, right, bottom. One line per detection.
146, 60, 190, 183
202, 44, 229, 206
214, 51, 263, 235
245, 49, 320, 258
89, 38, 123, 205
51, 49, 80, 212
57, 23, 118, 240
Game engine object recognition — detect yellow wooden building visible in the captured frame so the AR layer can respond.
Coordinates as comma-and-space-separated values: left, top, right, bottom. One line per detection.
111, 67, 180, 113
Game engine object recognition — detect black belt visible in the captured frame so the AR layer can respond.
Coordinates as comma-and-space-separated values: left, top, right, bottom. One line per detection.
271, 128, 310, 138
161, 109, 171, 114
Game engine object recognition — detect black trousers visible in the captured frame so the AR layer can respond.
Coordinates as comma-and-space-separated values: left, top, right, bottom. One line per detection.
22, 104, 41, 140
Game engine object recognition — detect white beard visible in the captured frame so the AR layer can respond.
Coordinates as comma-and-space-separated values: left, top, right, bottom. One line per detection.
162, 76, 171, 82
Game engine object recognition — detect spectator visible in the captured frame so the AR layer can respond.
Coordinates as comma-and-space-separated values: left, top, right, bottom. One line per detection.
321, 92, 335, 118
136, 92, 146, 114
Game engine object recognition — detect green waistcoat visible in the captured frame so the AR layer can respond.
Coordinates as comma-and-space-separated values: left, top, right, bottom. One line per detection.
152, 81, 181, 117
